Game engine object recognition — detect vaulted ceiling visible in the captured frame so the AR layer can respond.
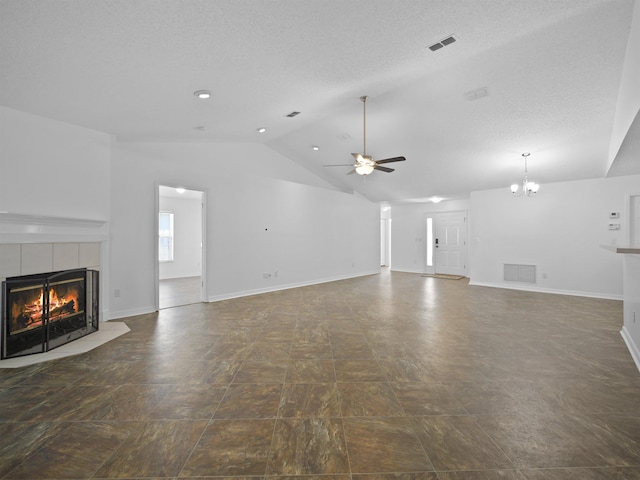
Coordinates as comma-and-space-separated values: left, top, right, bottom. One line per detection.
1, 0, 637, 203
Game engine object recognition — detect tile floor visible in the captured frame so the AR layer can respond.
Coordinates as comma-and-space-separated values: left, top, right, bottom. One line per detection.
1, 270, 640, 479
159, 276, 202, 309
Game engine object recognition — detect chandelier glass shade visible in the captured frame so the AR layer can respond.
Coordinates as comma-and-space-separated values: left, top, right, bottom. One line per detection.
510, 153, 540, 197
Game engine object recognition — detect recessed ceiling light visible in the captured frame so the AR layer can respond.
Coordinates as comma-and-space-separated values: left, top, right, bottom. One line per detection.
312, 145, 320, 151
193, 90, 211, 99
257, 127, 266, 133
176, 187, 186, 194
431, 196, 443, 204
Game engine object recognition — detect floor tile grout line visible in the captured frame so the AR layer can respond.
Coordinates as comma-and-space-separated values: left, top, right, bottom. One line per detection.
470, 413, 520, 471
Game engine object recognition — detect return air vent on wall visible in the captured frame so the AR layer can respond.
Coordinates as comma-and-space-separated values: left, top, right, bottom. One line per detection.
504, 264, 537, 283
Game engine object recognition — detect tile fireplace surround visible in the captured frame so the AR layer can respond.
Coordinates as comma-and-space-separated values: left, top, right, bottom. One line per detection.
0, 212, 107, 363
0, 212, 106, 283
0, 242, 101, 280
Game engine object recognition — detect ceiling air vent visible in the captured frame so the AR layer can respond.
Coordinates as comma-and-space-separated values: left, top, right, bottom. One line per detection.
464, 87, 489, 102
285, 111, 301, 118
428, 34, 457, 52
441, 35, 456, 46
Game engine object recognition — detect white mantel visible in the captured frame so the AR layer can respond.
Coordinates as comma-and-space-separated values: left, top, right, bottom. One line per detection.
0, 212, 108, 244
0, 212, 106, 227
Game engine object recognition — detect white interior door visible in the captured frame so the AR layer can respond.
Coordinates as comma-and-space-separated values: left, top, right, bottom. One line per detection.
434, 211, 466, 276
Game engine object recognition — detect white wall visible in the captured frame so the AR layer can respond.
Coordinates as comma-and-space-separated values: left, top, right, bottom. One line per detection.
109, 141, 380, 318
390, 199, 470, 274
469, 174, 640, 299
621, 253, 640, 371
159, 193, 202, 280
0, 107, 110, 220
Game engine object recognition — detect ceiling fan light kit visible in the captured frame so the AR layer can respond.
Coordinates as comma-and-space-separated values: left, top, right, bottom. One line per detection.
510, 153, 540, 197
355, 162, 375, 175
324, 95, 406, 176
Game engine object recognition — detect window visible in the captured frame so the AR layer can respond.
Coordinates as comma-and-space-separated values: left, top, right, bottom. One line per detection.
159, 212, 174, 262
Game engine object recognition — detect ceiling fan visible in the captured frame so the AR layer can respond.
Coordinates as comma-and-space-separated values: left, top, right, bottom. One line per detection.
324, 95, 406, 175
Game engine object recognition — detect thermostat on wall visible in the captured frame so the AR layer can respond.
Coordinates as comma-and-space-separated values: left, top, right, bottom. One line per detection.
610, 212, 620, 219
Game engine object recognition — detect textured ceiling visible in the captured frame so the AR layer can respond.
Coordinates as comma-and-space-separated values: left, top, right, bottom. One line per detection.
1, 0, 637, 203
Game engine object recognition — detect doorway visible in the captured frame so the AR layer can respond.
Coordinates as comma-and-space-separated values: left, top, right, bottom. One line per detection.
425, 211, 467, 276
380, 207, 391, 267
157, 185, 206, 309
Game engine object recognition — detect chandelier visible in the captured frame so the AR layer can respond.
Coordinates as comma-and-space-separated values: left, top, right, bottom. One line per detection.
510, 153, 540, 196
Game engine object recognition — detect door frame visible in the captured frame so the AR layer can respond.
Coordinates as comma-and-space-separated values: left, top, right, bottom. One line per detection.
627, 193, 640, 246
154, 183, 207, 310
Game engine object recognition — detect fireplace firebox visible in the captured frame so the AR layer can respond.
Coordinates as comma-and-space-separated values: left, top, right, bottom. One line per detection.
1, 268, 99, 359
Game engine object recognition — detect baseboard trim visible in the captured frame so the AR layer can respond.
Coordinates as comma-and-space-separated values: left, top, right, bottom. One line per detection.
108, 305, 156, 321
621, 326, 640, 374
207, 270, 380, 303
389, 268, 424, 274
468, 280, 623, 301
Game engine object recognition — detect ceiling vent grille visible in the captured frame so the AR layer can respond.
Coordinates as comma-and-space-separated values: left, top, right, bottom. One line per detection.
464, 87, 489, 102
285, 111, 301, 118
428, 34, 457, 52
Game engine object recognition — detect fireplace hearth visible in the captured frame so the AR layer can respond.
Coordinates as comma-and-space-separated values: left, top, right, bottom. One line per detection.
2, 268, 99, 359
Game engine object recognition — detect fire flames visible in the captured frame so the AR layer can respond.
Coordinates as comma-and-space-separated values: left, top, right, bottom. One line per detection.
11, 286, 80, 332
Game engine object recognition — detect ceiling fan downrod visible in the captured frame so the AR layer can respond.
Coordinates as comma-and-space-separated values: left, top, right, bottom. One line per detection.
361, 95, 368, 157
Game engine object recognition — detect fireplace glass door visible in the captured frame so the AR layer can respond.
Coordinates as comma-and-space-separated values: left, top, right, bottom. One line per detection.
2, 269, 99, 359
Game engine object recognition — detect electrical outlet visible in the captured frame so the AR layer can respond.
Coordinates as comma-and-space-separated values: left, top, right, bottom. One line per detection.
263, 272, 271, 279
114, 289, 121, 298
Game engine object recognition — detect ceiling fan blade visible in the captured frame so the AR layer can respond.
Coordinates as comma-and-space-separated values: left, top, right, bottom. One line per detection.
374, 165, 395, 173
346, 169, 356, 175
375, 156, 406, 165
323, 164, 355, 167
